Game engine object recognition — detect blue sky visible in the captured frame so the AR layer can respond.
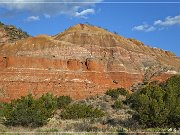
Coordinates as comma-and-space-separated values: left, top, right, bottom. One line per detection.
0, 0, 180, 56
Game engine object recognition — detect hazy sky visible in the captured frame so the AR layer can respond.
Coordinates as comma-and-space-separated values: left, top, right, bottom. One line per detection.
0, 0, 180, 56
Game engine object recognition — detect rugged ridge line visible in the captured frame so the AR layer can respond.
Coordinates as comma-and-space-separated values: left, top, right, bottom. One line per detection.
0, 21, 29, 45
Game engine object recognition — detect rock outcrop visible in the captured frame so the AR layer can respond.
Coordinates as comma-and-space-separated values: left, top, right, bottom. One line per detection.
0, 23, 179, 102
0, 22, 29, 45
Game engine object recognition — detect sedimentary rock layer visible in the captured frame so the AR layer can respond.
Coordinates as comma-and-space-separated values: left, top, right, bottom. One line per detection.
0, 24, 179, 102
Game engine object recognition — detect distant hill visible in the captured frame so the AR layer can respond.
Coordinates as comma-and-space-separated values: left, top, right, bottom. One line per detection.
0, 21, 29, 45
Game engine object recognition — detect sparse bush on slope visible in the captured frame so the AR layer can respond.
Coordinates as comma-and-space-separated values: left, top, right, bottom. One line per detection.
163, 75, 180, 128
56, 95, 72, 109
126, 75, 180, 128
1, 93, 57, 127
0, 93, 74, 127
127, 83, 169, 127
112, 100, 123, 109
105, 88, 129, 100
60, 103, 105, 119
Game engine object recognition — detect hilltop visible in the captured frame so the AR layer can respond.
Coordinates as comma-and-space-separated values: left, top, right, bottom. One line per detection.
0, 21, 29, 45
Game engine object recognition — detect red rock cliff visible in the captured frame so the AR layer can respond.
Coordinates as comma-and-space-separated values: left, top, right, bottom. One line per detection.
0, 24, 179, 102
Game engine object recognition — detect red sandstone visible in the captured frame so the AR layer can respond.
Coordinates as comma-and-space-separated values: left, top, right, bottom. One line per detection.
0, 24, 179, 102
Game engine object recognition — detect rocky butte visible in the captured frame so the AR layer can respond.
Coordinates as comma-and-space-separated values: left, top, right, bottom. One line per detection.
0, 23, 180, 102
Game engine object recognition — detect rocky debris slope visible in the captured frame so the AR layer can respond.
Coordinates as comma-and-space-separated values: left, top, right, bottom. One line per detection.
0, 23, 179, 102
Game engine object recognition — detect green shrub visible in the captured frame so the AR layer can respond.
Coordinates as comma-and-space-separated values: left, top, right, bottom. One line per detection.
163, 75, 180, 128
117, 88, 129, 96
126, 84, 169, 127
126, 75, 180, 128
2, 93, 57, 127
105, 88, 128, 99
0, 102, 7, 123
0, 102, 5, 117
106, 89, 120, 99
60, 103, 105, 119
113, 100, 123, 109
56, 96, 72, 109
38, 93, 57, 111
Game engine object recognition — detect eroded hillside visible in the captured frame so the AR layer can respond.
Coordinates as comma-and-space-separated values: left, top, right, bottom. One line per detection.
0, 23, 179, 102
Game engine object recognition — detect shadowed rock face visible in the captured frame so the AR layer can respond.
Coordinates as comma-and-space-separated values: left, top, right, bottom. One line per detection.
0, 23, 179, 102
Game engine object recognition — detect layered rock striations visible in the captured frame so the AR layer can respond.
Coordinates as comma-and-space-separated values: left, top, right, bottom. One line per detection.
0, 23, 179, 102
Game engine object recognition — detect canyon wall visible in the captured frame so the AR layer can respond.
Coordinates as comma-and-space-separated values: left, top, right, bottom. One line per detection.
0, 24, 179, 102
0, 56, 145, 102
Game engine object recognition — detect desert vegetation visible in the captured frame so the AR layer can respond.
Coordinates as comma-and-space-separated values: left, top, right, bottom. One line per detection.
126, 75, 180, 128
0, 75, 179, 133
0, 21, 29, 43
60, 103, 105, 119
105, 88, 129, 99
0, 93, 57, 127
